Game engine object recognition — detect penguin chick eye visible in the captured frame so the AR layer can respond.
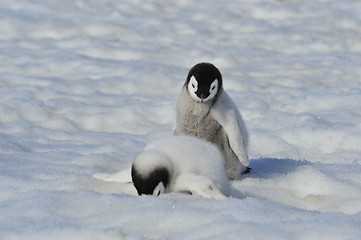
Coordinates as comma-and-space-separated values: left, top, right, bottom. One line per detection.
211, 86, 216, 90
192, 84, 195, 88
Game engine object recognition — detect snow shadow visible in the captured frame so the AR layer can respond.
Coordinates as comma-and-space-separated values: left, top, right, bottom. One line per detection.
247, 158, 311, 179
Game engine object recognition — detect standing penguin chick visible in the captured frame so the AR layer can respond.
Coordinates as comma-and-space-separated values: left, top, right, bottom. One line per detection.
173, 63, 250, 180
131, 136, 231, 199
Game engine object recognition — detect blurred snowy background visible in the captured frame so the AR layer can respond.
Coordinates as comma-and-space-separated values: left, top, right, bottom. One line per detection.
0, 0, 361, 239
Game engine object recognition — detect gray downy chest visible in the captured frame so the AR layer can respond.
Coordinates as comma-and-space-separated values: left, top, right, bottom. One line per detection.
183, 103, 221, 143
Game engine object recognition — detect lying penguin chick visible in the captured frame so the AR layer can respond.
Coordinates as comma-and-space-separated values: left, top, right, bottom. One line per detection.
174, 62, 250, 180
131, 136, 231, 199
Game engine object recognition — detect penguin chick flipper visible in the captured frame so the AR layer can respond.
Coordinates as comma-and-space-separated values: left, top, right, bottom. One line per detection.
172, 174, 227, 200
211, 92, 249, 167
93, 168, 132, 183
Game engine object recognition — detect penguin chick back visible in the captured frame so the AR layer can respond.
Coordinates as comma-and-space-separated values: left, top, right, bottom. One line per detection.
132, 136, 231, 198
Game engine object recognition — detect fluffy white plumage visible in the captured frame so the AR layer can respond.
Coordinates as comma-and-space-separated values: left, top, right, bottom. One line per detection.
132, 135, 231, 199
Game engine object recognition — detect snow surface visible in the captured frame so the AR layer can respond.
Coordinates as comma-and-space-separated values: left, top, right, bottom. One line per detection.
1, 0, 361, 239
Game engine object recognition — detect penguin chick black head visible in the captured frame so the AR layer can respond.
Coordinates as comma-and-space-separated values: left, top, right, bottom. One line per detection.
131, 151, 171, 196
186, 63, 223, 103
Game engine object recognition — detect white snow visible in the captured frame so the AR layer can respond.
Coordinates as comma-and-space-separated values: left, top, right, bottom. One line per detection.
0, 0, 361, 239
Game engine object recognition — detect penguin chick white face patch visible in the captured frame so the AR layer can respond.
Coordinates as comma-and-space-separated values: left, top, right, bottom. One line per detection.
153, 182, 165, 196
188, 76, 199, 101
207, 80, 219, 101
188, 76, 219, 103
